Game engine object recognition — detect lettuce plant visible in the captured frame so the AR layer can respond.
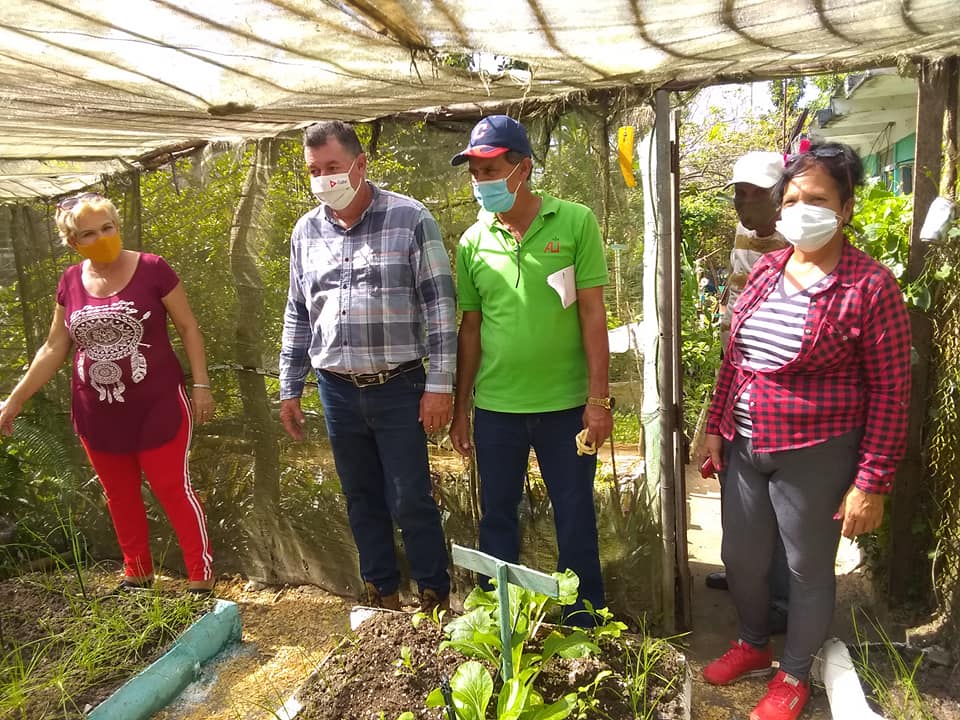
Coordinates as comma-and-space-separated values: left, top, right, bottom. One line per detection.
426, 570, 622, 719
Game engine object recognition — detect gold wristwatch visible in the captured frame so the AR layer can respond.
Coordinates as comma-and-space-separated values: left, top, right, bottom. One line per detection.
586, 396, 614, 410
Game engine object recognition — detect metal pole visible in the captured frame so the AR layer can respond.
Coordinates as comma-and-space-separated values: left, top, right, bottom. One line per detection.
670, 109, 692, 631
496, 562, 513, 681
654, 88, 678, 633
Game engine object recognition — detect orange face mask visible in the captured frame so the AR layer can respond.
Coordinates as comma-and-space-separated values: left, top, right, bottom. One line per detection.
74, 234, 122, 264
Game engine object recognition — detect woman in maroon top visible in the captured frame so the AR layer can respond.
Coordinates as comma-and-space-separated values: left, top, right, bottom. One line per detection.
0, 193, 216, 593
699, 144, 911, 720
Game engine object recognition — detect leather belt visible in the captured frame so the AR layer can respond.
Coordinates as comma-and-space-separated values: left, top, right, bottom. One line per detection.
324, 358, 424, 388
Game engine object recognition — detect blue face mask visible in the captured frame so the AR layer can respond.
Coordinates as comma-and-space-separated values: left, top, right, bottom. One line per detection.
472, 162, 522, 213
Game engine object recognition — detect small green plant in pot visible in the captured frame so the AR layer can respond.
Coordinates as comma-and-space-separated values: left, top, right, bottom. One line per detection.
426, 570, 625, 720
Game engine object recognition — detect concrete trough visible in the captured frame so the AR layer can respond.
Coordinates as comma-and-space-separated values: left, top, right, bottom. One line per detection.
88, 598, 242, 720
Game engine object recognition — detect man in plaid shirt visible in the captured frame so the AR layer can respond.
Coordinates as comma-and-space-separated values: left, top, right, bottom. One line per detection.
279, 121, 456, 613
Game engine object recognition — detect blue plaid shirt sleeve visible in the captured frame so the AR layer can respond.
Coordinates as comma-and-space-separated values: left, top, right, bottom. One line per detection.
279, 233, 313, 400
413, 210, 457, 394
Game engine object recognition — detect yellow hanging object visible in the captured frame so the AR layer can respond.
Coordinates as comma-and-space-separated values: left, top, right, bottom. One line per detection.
575, 429, 598, 456
617, 126, 637, 188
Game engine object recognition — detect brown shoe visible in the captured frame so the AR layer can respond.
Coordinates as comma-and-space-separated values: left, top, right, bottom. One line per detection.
419, 588, 450, 614
364, 581, 401, 610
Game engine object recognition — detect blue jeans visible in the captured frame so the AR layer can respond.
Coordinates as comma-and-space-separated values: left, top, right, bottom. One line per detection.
473, 407, 605, 616
317, 366, 449, 597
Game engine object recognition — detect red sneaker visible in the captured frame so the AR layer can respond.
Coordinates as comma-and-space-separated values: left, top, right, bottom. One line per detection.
702, 639, 773, 685
750, 671, 810, 720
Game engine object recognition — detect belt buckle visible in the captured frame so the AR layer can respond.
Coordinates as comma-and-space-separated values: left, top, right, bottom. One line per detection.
352, 370, 389, 388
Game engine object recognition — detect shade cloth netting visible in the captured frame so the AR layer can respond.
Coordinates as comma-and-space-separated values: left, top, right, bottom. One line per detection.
0, 0, 957, 198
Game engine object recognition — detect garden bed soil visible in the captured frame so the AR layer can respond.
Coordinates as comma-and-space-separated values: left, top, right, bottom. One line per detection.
294, 610, 689, 720
0, 572, 210, 719
20, 573, 948, 720
850, 644, 960, 720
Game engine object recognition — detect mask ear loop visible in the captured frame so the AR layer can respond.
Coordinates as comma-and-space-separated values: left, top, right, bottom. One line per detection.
514, 243, 521, 288
845, 163, 854, 226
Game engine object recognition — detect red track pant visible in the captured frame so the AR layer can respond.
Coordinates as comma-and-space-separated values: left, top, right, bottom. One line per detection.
80, 388, 214, 581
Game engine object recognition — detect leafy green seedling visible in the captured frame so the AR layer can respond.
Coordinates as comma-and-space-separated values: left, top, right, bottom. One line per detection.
393, 645, 419, 677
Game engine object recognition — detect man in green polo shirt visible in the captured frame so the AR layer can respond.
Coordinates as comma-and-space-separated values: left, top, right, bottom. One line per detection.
449, 115, 612, 621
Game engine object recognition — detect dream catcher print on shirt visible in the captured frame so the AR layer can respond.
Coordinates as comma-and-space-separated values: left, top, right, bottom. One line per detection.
69, 300, 151, 403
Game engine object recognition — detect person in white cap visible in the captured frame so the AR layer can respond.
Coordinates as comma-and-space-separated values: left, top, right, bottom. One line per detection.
706, 151, 789, 634
718, 151, 788, 350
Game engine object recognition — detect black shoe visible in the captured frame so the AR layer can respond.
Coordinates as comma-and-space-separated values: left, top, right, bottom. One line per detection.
769, 606, 788, 636
705, 571, 729, 590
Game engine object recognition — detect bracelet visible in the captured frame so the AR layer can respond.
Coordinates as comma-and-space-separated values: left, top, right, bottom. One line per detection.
192, 383, 211, 389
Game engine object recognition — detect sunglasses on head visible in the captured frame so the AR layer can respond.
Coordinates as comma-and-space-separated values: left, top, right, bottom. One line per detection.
790, 145, 854, 199
56, 192, 103, 211
807, 146, 844, 159
786, 145, 844, 164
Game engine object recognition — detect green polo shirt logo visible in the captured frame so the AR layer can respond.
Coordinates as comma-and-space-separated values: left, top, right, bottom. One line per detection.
544, 239, 561, 253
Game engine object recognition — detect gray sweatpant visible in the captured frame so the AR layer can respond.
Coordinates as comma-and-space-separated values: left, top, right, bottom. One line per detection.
721, 429, 863, 679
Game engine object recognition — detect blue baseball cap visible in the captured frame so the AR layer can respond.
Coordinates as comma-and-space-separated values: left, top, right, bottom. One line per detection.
451, 115, 532, 166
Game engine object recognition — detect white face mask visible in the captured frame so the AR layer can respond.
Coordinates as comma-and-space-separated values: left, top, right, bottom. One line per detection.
775, 202, 841, 252
310, 158, 359, 211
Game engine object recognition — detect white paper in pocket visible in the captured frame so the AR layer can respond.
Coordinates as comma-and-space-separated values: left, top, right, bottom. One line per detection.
546, 265, 577, 309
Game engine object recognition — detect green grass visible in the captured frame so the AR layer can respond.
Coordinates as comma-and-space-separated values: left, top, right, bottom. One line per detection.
611, 411, 641, 445
611, 617, 687, 720
0, 572, 208, 719
1, 517, 208, 720
850, 612, 934, 720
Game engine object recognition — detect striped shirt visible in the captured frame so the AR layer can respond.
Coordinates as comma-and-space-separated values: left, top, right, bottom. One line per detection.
732, 274, 828, 436
279, 183, 457, 398
719, 224, 788, 349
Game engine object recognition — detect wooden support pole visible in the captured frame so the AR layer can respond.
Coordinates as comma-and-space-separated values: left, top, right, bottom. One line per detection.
889, 58, 948, 602
906, 59, 947, 283
888, 312, 933, 603
941, 56, 959, 202
670, 111, 692, 632
120, 170, 142, 251
653, 89, 678, 634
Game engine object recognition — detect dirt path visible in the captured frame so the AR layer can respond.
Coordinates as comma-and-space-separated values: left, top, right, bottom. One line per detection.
154, 580, 351, 720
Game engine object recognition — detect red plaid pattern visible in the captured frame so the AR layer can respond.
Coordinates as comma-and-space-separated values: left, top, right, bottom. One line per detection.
706, 241, 911, 494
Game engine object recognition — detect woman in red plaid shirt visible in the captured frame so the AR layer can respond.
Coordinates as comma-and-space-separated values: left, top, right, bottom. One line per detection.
699, 143, 911, 720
